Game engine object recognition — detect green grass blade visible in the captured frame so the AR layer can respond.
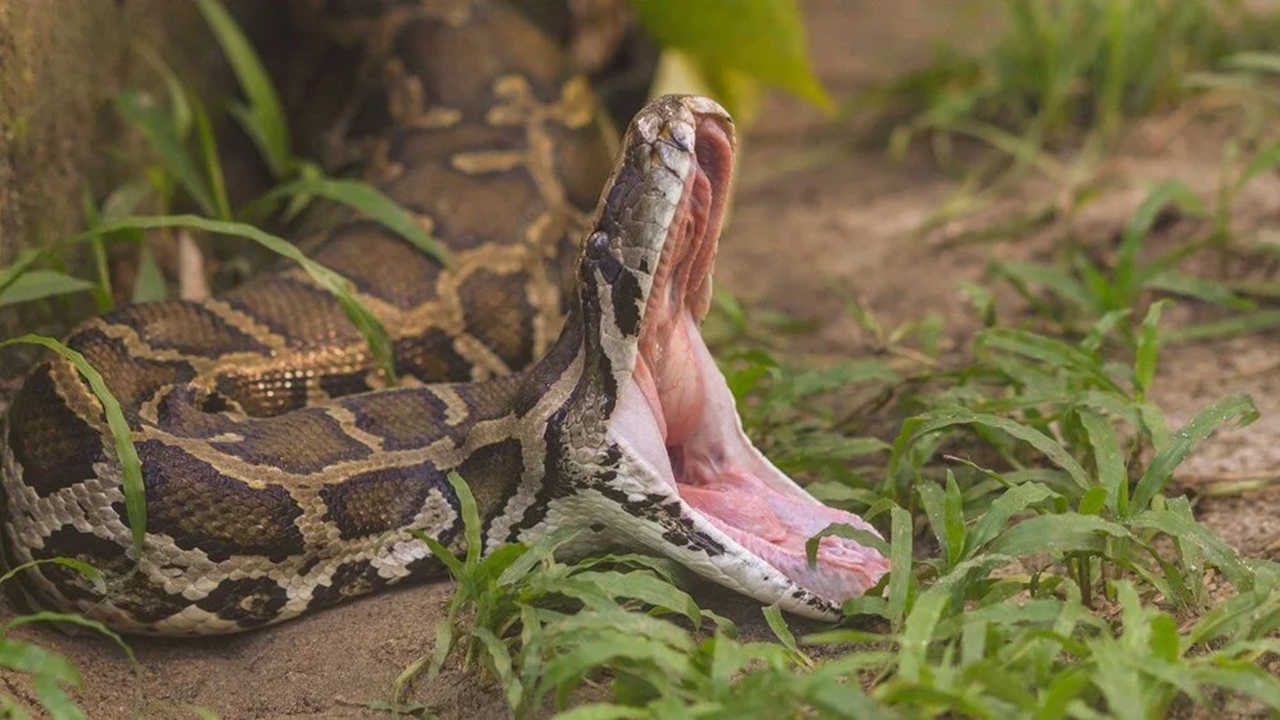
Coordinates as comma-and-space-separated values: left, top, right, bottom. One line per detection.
0, 558, 104, 596
3, 612, 137, 667
79, 189, 115, 312
0, 271, 96, 309
445, 471, 483, 570
1115, 180, 1205, 295
1130, 393, 1258, 514
1192, 664, 1280, 711
886, 504, 913, 630
1222, 51, 1280, 75
132, 243, 168, 304
1078, 410, 1125, 513
964, 482, 1058, 557
193, 0, 291, 176
761, 604, 804, 661
805, 523, 890, 568
0, 336, 145, 562
575, 569, 702, 626
895, 410, 1092, 491
191, 97, 232, 221
1133, 300, 1166, 399
942, 471, 965, 569
1144, 273, 1251, 311
86, 215, 397, 385
114, 90, 217, 217
265, 178, 452, 267
916, 480, 950, 565
990, 260, 1095, 312
1128, 510, 1250, 590
1236, 137, 1280, 189
1165, 310, 1280, 344
0, 639, 80, 685
551, 705, 645, 720
988, 514, 1131, 558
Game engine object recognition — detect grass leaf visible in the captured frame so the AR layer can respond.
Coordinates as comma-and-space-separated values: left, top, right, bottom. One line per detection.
132, 243, 168, 304
988, 513, 1131, 558
194, 0, 291, 176
887, 504, 913, 629
265, 177, 452, 266
86, 215, 397, 385
1130, 393, 1258, 514
0, 271, 96, 309
113, 90, 217, 217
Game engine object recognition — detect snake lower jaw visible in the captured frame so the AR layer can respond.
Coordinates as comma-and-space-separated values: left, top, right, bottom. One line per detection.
608, 306, 890, 616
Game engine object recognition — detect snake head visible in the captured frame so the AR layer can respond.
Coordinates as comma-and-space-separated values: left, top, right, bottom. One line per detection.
567, 95, 890, 621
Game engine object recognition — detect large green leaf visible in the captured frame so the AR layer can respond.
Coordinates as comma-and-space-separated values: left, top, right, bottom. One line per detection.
629, 0, 831, 109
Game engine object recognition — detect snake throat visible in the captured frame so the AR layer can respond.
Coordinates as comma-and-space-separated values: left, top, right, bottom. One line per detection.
602, 101, 890, 614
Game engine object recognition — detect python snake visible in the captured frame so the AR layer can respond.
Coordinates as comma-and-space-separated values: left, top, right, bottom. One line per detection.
0, 0, 888, 635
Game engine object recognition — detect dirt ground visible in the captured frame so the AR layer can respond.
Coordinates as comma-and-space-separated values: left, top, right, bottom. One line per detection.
3, 2, 1279, 718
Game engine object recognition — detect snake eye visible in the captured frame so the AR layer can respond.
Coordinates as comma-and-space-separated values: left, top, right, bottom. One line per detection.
586, 232, 611, 259
586, 232, 623, 283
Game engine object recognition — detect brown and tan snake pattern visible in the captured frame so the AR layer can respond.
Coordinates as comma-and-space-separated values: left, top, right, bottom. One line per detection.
0, 0, 889, 636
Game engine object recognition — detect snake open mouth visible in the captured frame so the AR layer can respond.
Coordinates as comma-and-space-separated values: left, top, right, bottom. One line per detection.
607, 111, 890, 611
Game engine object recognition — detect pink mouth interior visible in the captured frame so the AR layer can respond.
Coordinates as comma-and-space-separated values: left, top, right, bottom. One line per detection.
613, 118, 890, 604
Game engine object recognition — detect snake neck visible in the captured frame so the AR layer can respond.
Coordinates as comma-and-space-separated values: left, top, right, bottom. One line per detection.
450, 306, 593, 549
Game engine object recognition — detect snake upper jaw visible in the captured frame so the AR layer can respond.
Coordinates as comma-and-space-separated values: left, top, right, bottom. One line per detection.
578, 95, 890, 620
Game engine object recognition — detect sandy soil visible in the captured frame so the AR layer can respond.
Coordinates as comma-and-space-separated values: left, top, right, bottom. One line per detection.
2, 2, 1278, 718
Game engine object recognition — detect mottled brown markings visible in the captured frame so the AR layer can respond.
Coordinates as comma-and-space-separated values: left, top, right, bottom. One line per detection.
455, 437, 526, 530
309, 223, 442, 309
0, 0, 626, 634
459, 269, 537, 370
7, 368, 106, 498
306, 560, 389, 611
209, 409, 373, 473
393, 328, 476, 384
428, 385, 472, 426
28, 526, 191, 625
345, 387, 455, 450
138, 441, 305, 562
195, 576, 290, 627
109, 301, 273, 359
412, 106, 464, 130
319, 461, 443, 539
66, 328, 197, 413
451, 333, 514, 380
214, 372, 311, 419
385, 137, 543, 250
392, 6, 563, 114
224, 276, 362, 350
550, 123, 616, 213
451, 150, 526, 174
29, 527, 121, 601
153, 385, 241, 439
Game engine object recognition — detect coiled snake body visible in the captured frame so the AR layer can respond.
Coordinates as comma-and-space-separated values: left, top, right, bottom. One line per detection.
0, 0, 888, 635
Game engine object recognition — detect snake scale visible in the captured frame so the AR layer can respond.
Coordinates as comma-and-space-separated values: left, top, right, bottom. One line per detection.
0, 0, 889, 635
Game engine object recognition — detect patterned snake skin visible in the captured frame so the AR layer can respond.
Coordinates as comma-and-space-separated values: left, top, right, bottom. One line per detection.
0, 0, 889, 635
